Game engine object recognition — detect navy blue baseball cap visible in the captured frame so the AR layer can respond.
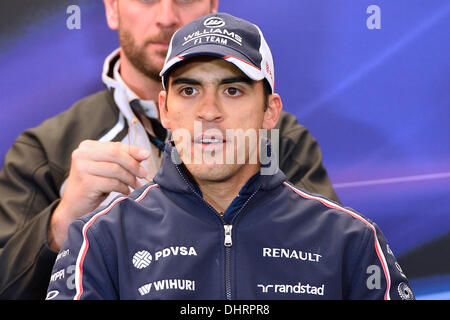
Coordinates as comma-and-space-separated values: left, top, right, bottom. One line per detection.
160, 13, 275, 93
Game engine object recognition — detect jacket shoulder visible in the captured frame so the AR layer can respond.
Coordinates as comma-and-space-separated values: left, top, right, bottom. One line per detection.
77, 183, 161, 229
282, 182, 373, 231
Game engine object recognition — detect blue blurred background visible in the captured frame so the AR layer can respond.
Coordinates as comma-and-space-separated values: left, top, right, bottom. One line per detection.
1, 0, 449, 299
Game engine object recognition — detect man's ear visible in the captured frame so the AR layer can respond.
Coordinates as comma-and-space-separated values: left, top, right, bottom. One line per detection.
159, 90, 171, 129
263, 93, 283, 130
210, 0, 219, 13
103, 0, 119, 30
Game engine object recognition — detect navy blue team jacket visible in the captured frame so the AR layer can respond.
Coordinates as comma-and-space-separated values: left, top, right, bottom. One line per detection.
46, 143, 414, 300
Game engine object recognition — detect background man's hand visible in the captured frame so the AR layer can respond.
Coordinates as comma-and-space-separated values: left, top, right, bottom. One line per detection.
48, 140, 150, 251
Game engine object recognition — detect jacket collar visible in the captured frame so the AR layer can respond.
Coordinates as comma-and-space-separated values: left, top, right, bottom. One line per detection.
153, 142, 286, 197
101, 48, 159, 121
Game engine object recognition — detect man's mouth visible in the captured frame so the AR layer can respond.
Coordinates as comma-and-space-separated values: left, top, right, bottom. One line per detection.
194, 135, 227, 152
197, 138, 224, 144
149, 42, 170, 50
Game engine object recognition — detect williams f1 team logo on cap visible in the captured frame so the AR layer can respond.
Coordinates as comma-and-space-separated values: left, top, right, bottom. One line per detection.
160, 12, 275, 94
204, 16, 225, 28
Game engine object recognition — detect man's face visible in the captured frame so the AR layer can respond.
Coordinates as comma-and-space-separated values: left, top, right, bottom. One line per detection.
159, 57, 280, 184
106, 0, 218, 81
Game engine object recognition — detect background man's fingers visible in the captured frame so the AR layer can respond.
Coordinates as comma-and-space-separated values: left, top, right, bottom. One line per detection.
81, 161, 140, 189
94, 176, 132, 196
121, 143, 150, 161
76, 141, 149, 179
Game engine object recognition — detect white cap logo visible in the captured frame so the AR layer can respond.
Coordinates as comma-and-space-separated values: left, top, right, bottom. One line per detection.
204, 17, 225, 28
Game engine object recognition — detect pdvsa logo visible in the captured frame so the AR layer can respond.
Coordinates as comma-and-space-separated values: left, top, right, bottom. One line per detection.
132, 246, 197, 270
204, 17, 225, 28
132, 250, 153, 269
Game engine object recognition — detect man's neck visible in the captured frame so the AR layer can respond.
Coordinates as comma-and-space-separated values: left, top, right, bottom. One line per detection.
196, 164, 260, 214
119, 51, 162, 102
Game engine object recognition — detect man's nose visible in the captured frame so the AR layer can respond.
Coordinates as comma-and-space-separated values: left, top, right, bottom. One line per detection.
196, 92, 223, 122
155, 0, 180, 29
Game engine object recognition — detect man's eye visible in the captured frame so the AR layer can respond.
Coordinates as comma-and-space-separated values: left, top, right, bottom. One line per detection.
225, 87, 242, 96
181, 87, 197, 96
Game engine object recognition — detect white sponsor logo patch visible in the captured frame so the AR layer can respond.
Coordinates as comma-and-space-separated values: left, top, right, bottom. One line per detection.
183, 28, 242, 47
132, 250, 153, 269
203, 16, 225, 28
46, 290, 60, 300
56, 249, 70, 262
132, 246, 197, 269
50, 268, 65, 282
138, 279, 196, 296
263, 247, 322, 262
398, 282, 415, 300
257, 282, 325, 296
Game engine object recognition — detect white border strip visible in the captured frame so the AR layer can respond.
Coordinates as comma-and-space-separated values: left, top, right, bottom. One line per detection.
333, 172, 450, 189
98, 113, 125, 142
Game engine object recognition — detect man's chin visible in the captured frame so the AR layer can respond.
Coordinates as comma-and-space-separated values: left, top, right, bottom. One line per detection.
185, 164, 236, 184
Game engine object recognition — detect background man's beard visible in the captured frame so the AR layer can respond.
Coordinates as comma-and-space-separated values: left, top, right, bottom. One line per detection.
119, 28, 168, 82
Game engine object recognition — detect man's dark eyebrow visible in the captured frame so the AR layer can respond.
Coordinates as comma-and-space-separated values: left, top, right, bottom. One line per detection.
220, 76, 255, 85
170, 77, 202, 87
170, 76, 254, 87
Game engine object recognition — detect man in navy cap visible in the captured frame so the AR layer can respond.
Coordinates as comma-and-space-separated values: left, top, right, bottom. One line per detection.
0, 1, 339, 300
46, 13, 413, 300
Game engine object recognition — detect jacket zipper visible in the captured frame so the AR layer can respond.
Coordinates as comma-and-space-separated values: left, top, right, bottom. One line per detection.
221, 188, 259, 300
175, 164, 260, 300
224, 225, 233, 247
224, 225, 233, 300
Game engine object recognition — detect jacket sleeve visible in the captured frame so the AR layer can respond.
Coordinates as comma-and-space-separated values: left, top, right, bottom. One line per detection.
276, 111, 341, 204
346, 222, 415, 300
45, 217, 118, 300
0, 91, 123, 300
0, 136, 62, 299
